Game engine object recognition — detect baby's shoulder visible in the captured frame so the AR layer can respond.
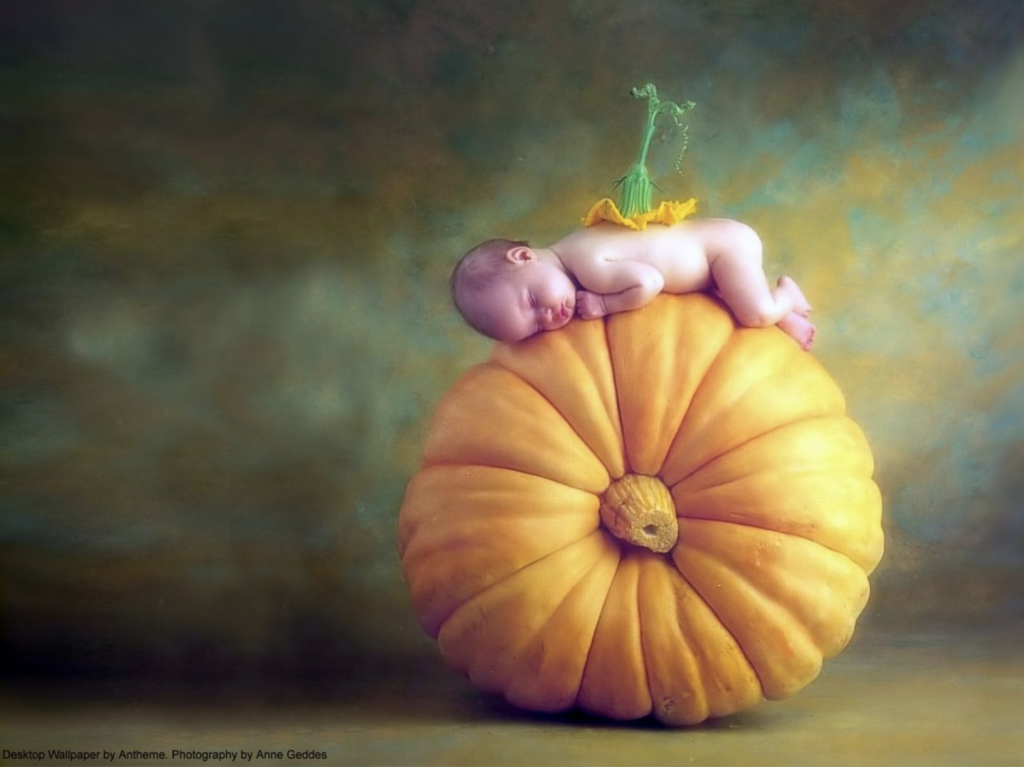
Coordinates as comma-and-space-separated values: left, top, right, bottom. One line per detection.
552, 225, 613, 256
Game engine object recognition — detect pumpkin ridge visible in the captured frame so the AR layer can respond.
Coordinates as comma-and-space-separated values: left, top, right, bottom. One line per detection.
607, 296, 737, 476
437, 528, 614, 643
489, 355, 586, 436
672, 535, 822, 699
635, 560, 710, 723
672, 465, 848, 498
660, 330, 847, 485
675, 551, 779, 700
401, 464, 603, 637
605, 309, 634, 476
672, 589, 745, 718
576, 542, 636, 713
673, 517, 871, 691
672, 467, 875, 514
670, 593, 713, 720
485, 365, 619, 487
422, 363, 610, 492
633, 554, 672, 717
666, 415, 873, 493
438, 531, 613, 692
520, 370, 622, 484
491, 320, 626, 479
729, 520, 870, 650
670, 515, 875, 574
659, 559, 765, 706
662, 331, 791, 478
671, 505, 873, 573
663, 415, 844, 488
419, 456, 607, 498
603, 313, 633, 476
670, 471, 883, 572
505, 539, 619, 710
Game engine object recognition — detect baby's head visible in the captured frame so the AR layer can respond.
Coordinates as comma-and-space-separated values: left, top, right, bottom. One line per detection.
450, 239, 577, 343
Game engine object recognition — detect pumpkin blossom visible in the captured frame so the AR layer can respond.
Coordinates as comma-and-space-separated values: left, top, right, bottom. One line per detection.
581, 197, 698, 231
582, 83, 698, 230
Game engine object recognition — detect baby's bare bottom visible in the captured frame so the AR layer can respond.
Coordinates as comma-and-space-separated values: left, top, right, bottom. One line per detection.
711, 249, 816, 350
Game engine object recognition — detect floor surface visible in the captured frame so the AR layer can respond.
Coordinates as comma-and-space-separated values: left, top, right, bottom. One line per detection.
1, 629, 1021, 767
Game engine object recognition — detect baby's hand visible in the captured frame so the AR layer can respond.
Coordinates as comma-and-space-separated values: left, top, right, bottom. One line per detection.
576, 290, 607, 320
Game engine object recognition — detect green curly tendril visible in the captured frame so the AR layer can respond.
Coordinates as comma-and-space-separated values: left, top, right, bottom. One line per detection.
614, 84, 696, 218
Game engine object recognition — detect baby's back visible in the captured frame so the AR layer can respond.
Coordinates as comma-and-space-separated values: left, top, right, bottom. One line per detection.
555, 222, 712, 293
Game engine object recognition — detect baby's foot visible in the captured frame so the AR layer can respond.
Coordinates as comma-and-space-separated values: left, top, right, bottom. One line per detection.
778, 276, 812, 317
778, 311, 816, 351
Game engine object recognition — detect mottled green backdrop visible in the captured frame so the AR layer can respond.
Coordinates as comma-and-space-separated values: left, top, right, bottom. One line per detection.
1, 0, 1022, 686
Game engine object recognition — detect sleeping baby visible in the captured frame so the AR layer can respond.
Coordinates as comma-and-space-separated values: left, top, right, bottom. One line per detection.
450, 217, 815, 350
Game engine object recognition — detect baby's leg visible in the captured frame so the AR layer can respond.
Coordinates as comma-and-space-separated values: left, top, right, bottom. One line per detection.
711, 251, 815, 349
777, 276, 812, 317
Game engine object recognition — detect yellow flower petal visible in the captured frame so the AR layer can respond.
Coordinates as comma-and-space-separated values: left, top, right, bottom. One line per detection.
582, 198, 698, 230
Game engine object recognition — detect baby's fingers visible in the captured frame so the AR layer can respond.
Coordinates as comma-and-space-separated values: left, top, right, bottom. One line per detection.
575, 290, 606, 320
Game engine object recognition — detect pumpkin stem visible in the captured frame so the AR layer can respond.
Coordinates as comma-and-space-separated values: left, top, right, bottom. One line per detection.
599, 474, 678, 553
614, 84, 696, 218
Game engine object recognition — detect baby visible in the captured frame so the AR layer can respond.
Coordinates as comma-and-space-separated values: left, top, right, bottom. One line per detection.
450, 218, 816, 350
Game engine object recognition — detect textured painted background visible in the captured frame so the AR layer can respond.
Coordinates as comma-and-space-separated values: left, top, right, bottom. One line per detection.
1, 0, 1022, 692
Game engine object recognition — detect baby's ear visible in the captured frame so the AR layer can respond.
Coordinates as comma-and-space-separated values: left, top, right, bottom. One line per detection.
505, 246, 535, 265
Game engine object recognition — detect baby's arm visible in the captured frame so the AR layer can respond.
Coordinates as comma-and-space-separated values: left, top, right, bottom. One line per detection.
574, 259, 665, 319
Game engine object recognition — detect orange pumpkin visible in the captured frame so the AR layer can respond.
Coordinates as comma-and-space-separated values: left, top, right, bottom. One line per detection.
399, 294, 883, 725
